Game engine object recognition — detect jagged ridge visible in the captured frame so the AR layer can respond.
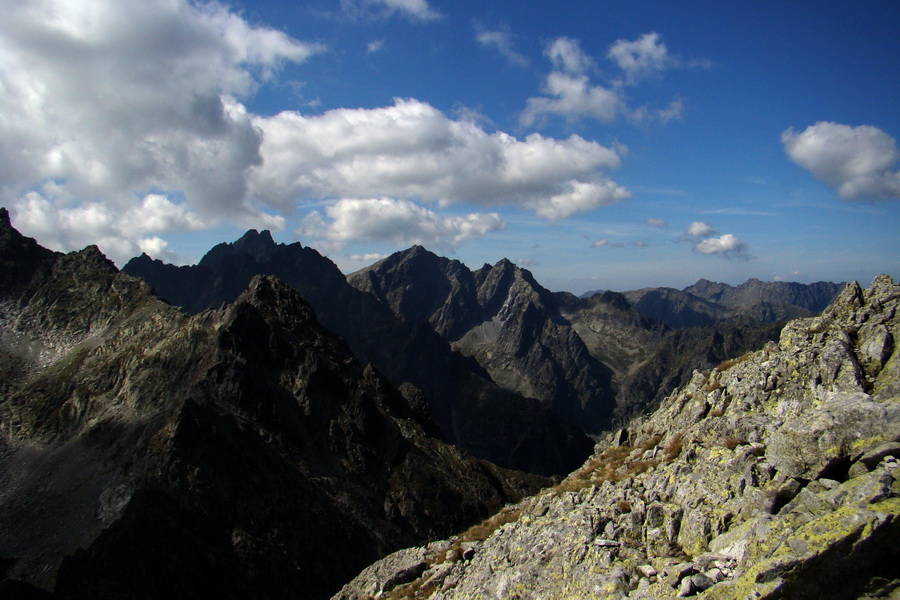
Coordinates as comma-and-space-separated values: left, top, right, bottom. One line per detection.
124, 232, 593, 476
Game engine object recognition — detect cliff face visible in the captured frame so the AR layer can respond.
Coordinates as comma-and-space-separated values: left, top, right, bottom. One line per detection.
334, 275, 900, 600
124, 233, 593, 476
0, 212, 548, 599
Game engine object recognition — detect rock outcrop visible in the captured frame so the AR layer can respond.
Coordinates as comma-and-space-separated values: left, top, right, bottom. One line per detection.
333, 275, 900, 600
0, 210, 548, 599
124, 232, 592, 476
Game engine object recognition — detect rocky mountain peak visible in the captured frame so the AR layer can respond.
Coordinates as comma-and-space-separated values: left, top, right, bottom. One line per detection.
198, 227, 278, 268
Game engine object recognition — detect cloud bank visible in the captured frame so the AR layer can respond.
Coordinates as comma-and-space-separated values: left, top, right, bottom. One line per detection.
300, 198, 504, 250
782, 122, 900, 200
0, 0, 629, 264
252, 98, 630, 220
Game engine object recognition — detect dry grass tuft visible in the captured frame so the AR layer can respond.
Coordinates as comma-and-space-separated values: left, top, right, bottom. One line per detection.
720, 436, 748, 450
663, 433, 683, 461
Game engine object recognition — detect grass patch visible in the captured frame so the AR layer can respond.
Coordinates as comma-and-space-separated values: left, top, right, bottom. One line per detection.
720, 436, 748, 450
663, 433, 683, 461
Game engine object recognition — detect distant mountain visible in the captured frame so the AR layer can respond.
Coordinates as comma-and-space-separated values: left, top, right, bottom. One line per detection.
337, 274, 900, 600
349, 247, 835, 428
0, 209, 547, 599
124, 232, 592, 476
621, 286, 730, 328
684, 277, 844, 315
349, 248, 616, 433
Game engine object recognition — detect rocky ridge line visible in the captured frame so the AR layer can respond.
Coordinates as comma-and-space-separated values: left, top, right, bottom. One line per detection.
333, 274, 900, 600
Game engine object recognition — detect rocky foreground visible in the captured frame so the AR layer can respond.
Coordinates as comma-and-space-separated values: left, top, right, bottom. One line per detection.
334, 275, 900, 600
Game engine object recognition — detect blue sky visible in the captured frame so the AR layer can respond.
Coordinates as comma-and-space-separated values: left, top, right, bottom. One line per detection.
1, 0, 898, 293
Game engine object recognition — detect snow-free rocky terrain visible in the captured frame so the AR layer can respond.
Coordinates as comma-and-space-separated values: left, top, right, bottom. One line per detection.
334, 275, 900, 600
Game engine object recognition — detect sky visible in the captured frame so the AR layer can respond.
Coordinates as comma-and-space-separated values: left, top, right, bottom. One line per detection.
1, 0, 898, 294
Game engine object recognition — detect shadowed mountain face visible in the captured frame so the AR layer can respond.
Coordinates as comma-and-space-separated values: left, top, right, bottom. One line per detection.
0, 209, 548, 599
123, 232, 592, 476
349, 248, 617, 433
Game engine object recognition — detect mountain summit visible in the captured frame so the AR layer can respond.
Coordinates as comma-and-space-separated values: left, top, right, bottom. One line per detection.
124, 233, 592, 475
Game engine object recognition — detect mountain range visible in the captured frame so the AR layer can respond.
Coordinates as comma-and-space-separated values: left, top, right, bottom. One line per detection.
0, 210, 545, 599
0, 208, 866, 599
334, 274, 900, 600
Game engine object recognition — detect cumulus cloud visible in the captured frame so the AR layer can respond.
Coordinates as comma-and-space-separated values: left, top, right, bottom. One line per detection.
1, 0, 630, 264
592, 239, 624, 248
545, 37, 596, 75
685, 221, 716, 237
299, 198, 503, 249
476, 30, 528, 67
694, 234, 750, 260
645, 217, 667, 227
782, 122, 900, 200
522, 72, 622, 126
12, 191, 212, 264
680, 221, 750, 260
0, 0, 321, 260
522, 33, 700, 127
341, 0, 442, 21
251, 98, 630, 220
607, 32, 671, 83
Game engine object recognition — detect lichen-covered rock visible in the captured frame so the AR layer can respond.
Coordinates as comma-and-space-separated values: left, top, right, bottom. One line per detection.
334, 275, 900, 600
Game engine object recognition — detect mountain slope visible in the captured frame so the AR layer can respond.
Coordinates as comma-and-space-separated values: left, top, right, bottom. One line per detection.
349, 248, 616, 433
0, 210, 548, 599
124, 233, 592, 476
350, 248, 809, 431
334, 274, 900, 600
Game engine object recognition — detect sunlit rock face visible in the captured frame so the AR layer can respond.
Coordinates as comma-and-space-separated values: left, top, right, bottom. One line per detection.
333, 275, 900, 600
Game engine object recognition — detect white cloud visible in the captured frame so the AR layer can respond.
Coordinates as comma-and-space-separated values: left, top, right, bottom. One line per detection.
645, 217, 667, 227
685, 221, 716, 237
544, 37, 595, 75
592, 239, 624, 249
252, 98, 629, 219
476, 30, 528, 67
0, 0, 631, 265
521, 72, 622, 126
342, 0, 442, 21
11, 191, 215, 264
782, 122, 900, 200
607, 32, 671, 83
521, 33, 698, 127
0, 0, 320, 259
300, 198, 504, 249
694, 233, 750, 260
350, 252, 389, 263
367, 39, 385, 54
